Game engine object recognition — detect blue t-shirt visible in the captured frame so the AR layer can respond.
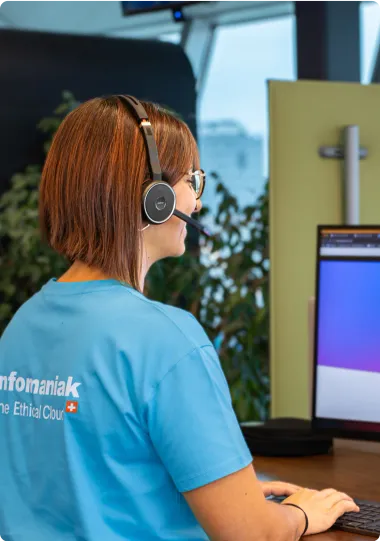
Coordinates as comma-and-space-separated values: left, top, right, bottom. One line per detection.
0, 278, 252, 541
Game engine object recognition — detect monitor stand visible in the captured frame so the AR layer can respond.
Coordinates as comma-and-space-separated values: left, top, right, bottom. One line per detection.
240, 418, 333, 457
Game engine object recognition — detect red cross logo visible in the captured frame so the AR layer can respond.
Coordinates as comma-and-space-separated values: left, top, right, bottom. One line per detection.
65, 400, 78, 414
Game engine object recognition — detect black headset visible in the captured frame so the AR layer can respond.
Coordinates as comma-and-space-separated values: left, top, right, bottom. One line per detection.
118, 95, 211, 237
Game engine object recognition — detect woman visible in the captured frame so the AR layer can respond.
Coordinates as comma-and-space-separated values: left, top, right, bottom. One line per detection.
0, 95, 358, 541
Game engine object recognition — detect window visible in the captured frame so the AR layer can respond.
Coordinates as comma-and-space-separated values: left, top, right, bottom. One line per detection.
360, 1, 380, 84
159, 32, 182, 44
198, 15, 296, 217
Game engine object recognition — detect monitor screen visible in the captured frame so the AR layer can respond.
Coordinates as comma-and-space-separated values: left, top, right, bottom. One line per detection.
313, 226, 380, 440
121, 1, 194, 16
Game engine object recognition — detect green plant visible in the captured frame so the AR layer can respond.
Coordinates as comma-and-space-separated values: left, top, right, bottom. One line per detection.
0, 95, 270, 421
0, 92, 77, 327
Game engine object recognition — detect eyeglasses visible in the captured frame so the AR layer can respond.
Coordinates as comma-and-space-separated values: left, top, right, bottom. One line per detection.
188, 169, 206, 200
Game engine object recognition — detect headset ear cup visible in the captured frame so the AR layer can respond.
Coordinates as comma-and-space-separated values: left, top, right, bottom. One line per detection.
142, 182, 176, 224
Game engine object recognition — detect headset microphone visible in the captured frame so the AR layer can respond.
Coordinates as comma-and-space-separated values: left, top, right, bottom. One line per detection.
118, 94, 212, 238
173, 209, 211, 237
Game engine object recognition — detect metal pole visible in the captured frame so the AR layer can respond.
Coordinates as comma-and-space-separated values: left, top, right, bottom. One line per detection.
343, 125, 360, 225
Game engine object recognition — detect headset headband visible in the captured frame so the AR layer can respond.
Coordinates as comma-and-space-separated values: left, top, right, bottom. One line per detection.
117, 95, 162, 182
115, 94, 211, 237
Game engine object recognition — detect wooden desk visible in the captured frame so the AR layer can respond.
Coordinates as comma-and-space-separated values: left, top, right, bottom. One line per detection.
253, 439, 380, 540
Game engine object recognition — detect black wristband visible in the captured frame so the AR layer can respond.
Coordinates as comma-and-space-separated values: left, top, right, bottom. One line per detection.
283, 503, 309, 537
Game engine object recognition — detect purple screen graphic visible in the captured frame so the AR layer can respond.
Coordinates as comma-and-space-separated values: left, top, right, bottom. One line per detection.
317, 260, 380, 374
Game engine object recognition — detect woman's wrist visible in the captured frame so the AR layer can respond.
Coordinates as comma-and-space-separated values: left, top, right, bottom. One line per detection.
282, 502, 308, 538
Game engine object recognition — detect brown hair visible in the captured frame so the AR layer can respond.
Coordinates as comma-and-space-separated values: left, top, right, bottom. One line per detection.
39, 95, 200, 291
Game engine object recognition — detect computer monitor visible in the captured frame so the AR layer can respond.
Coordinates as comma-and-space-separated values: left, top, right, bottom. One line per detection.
312, 225, 380, 442
121, 0, 209, 15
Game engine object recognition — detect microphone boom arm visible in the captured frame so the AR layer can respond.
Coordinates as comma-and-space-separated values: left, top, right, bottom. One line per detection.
173, 209, 211, 237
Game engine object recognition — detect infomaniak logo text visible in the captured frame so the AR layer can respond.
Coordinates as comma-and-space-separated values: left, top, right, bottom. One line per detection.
0, 372, 81, 398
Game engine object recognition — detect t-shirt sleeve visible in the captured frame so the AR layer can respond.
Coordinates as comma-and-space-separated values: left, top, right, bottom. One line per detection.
146, 345, 253, 492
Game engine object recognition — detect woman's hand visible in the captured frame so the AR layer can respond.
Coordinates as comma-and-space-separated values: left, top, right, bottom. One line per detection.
282, 488, 359, 536
259, 480, 302, 497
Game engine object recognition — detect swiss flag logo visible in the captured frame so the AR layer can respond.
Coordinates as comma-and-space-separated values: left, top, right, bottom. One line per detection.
65, 400, 78, 414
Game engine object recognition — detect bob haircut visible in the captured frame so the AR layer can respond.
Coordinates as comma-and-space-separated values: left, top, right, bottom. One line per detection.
39, 95, 200, 292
